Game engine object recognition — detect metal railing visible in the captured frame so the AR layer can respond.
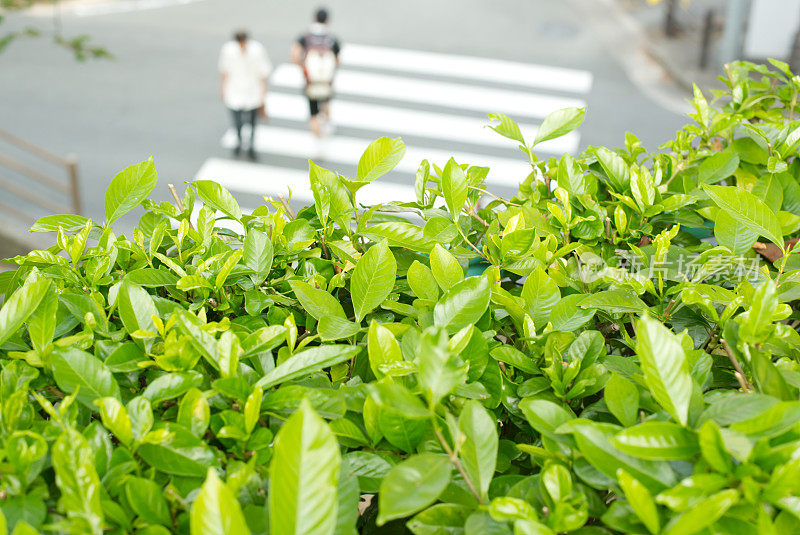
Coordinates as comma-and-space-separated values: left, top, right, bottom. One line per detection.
0, 128, 81, 223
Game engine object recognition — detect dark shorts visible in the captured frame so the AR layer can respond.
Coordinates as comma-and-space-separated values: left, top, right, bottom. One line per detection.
308, 98, 330, 117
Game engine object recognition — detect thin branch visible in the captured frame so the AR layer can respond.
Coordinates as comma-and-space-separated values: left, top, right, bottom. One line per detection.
721, 339, 753, 391
168, 183, 194, 230
433, 427, 483, 504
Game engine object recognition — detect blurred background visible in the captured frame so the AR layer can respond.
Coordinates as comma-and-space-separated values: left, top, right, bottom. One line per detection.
0, 0, 796, 256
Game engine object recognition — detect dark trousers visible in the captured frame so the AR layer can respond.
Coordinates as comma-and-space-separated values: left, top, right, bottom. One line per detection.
230, 107, 258, 149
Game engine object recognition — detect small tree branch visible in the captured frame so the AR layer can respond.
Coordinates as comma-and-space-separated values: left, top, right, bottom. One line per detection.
721, 339, 753, 391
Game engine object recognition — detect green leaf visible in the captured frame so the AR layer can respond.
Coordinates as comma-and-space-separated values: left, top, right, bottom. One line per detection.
270, 399, 340, 535
433, 276, 490, 330
549, 294, 595, 331
242, 229, 273, 283
605, 373, 639, 427
192, 180, 243, 221
519, 398, 575, 442
662, 489, 739, 535
378, 454, 452, 525
407, 260, 440, 301
488, 113, 525, 144
257, 345, 360, 389
636, 316, 692, 425
594, 147, 630, 192
521, 266, 560, 330
430, 244, 464, 292
616, 469, 659, 535
714, 209, 758, 254
126, 268, 180, 287
458, 400, 498, 500
117, 280, 158, 337
350, 240, 397, 322
356, 137, 406, 183
30, 214, 91, 233
613, 422, 700, 460
697, 420, 732, 474
560, 420, 676, 493
24, 286, 57, 353
729, 401, 800, 439
490, 346, 538, 375
408, 504, 471, 535
137, 423, 216, 477
698, 150, 739, 184
52, 429, 104, 535
126, 477, 171, 526
318, 317, 361, 341
534, 107, 585, 145
579, 290, 647, 314
441, 158, 468, 222
104, 157, 158, 225
191, 469, 251, 535
0, 275, 50, 346
95, 397, 133, 446
703, 184, 784, 248
367, 321, 403, 379
50, 347, 121, 409
361, 222, 434, 253
417, 330, 468, 406
289, 280, 346, 321
143, 371, 203, 405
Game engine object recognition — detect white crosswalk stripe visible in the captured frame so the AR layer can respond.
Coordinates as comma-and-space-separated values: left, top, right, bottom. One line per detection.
197, 43, 593, 207
269, 65, 585, 120
339, 43, 593, 94
260, 93, 579, 154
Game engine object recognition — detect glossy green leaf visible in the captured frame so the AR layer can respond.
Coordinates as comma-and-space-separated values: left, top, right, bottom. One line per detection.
351, 240, 397, 322
430, 244, 464, 292
378, 454, 451, 525
192, 180, 243, 221
441, 158, 468, 222
616, 469, 659, 535
191, 469, 250, 535
289, 280, 346, 321
0, 275, 50, 346
356, 137, 406, 183
703, 184, 783, 248
105, 157, 158, 225
434, 276, 490, 330
534, 107, 585, 145
257, 345, 360, 389
613, 422, 700, 460
636, 316, 692, 425
50, 347, 121, 409
269, 399, 340, 535
605, 373, 639, 427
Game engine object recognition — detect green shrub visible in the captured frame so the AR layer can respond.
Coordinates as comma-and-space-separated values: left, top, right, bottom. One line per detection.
2, 60, 800, 535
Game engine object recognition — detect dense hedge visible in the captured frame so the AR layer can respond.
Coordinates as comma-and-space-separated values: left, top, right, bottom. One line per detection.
2, 60, 800, 535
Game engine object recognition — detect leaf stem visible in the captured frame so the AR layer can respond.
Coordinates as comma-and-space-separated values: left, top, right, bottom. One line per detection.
433, 426, 483, 504
721, 339, 753, 391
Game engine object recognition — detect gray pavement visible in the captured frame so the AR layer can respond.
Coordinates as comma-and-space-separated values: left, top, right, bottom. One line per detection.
0, 0, 692, 241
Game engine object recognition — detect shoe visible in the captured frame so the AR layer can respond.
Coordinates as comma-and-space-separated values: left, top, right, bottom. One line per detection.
247, 148, 258, 161
322, 121, 335, 136
233, 145, 241, 157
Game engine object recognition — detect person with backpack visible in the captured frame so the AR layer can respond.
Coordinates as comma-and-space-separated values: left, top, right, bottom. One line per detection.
219, 30, 272, 160
290, 7, 341, 139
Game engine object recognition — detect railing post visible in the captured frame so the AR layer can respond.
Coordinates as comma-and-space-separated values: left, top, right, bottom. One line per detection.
66, 154, 81, 215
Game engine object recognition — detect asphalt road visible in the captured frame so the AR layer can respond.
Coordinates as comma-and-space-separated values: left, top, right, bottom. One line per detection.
0, 0, 689, 236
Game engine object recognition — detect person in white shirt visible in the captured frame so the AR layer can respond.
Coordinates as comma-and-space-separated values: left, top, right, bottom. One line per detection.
219, 30, 272, 160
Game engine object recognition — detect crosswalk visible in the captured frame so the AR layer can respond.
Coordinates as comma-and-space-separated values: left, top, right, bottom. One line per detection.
196, 43, 593, 210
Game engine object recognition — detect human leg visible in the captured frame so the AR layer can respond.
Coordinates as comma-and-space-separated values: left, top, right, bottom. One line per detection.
308, 98, 322, 138
245, 108, 258, 160
230, 108, 244, 156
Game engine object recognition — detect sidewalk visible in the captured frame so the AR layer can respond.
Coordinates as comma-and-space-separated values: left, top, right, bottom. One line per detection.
616, 0, 728, 93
